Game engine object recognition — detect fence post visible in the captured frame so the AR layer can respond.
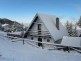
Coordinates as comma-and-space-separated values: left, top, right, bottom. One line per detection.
23, 40, 25, 45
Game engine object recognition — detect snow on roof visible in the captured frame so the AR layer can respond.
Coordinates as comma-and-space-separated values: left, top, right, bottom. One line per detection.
77, 26, 81, 30
61, 36, 81, 47
76, 26, 81, 36
9, 31, 25, 35
26, 13, 68, 41
2, 24, 9, 27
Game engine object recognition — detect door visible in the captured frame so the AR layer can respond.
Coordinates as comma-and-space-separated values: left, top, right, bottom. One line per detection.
79, 34, 81, 37
38, 37, 42, 46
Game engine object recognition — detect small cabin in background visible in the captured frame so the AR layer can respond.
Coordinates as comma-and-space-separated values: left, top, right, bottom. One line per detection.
24, 13, 68, 47
2, 24, 15, 32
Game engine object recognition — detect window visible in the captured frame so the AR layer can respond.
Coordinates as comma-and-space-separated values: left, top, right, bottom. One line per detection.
31, 37, 33, 40
79, 34, 81, 37
38, 24, 41, 34
47, 39, 50, 42
38, 24, 41, 30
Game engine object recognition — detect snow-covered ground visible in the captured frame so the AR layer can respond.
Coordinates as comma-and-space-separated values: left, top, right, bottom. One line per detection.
0, 31, 81, 61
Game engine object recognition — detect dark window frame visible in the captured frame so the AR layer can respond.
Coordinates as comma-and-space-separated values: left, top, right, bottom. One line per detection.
47, 38, 50, 42
31, 37, 34, 40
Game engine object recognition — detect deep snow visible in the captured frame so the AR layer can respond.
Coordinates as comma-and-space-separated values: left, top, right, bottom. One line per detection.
0, 31, 81, 61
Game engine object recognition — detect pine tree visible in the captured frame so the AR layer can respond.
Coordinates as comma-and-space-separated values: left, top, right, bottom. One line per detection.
77, 16, 81, 28
65, 21, 73, 36
65, 21, 78, 37
72, 25, 78, 37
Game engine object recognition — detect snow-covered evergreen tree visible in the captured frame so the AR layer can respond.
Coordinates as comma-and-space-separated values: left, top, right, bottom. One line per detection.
72, 25, 78, 37
77, 16, 81, 28
65, 21, 73, 36
65, 21, 78, 37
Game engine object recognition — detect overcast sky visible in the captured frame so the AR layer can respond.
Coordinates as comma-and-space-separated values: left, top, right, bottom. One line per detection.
0, 0, 81, 23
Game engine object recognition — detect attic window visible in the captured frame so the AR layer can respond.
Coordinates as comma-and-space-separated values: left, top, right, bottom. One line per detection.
56, 17, 59, 30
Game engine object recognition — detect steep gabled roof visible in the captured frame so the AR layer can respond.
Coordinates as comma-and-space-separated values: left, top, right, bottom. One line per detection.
24, 13, 68, 41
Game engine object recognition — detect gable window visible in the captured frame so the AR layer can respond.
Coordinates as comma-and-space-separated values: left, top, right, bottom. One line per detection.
47, 39, 50, 42
38, 24, 41, 30
38, 24, 41, 34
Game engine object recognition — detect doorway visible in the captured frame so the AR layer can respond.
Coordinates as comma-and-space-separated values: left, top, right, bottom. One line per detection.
79, 34, 81, 37
38, 37, 42, 46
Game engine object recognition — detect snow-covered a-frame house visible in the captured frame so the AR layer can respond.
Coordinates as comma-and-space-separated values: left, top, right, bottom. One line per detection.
24, 13, 68, 46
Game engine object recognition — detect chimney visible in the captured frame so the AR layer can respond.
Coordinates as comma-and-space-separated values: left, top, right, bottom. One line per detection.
56, 17, 59, 30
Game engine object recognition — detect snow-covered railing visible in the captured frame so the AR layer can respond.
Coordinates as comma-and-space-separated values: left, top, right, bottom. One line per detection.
11, 38, 81, 53
11, 38, 81, 48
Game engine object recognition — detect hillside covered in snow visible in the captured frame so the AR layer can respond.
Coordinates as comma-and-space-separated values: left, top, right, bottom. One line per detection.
0, 31, 81, 61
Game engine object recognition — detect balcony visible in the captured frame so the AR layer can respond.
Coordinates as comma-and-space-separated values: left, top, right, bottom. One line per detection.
27, 30, 51, 37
